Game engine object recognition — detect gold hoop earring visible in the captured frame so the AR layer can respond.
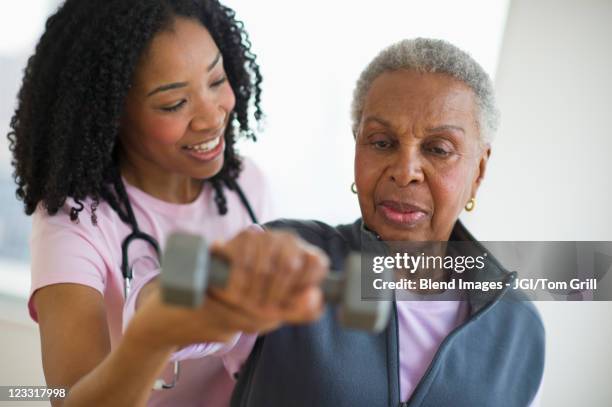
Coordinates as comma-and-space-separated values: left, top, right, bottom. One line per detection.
351, 182, 358, 194
465, 198, 476, 212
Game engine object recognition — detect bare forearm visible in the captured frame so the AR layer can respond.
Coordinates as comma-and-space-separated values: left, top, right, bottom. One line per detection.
60, 289, 243, 406
135, 277, 158, 310
61, 333, 175, 407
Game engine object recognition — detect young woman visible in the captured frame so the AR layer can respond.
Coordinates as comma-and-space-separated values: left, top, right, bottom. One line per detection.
8, 0, 326, 405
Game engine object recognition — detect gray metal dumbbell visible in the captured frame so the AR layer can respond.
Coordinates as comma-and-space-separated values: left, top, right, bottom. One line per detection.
160, 232, 392, 333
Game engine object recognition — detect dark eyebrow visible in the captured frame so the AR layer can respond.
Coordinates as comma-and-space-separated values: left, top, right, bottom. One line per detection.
207, 52, 222, 72
146, 52, 222, 97
425, 125, 465, 134
147, 82, 188, 97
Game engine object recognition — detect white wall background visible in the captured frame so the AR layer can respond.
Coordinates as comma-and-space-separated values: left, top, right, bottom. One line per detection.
462, 0, 612, 405
1, 1, 611, 406
0, 1, 61, 403
224, 0, 510, 224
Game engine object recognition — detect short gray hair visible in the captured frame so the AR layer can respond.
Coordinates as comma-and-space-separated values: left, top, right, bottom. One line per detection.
351, 38, 500, 143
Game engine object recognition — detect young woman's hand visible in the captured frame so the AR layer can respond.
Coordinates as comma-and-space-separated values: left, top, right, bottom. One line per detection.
125, 229, 329, 352
209, 228, 329, 325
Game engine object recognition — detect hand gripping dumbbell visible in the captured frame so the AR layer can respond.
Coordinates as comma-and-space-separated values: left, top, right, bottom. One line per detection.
160, 232, 392, 333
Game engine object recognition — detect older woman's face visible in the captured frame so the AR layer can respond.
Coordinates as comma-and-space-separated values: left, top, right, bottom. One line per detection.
354, 69, 490, 241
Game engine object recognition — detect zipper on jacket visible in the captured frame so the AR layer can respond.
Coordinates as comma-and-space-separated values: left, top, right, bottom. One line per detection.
399, 272, 517, 405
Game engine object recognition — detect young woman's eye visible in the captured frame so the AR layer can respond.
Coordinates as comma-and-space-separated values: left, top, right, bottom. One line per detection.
160, 100, 186, 112
211, 76, 227, 88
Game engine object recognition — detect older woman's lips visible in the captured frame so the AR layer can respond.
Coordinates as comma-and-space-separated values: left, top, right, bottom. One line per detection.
378, 201, 427, 227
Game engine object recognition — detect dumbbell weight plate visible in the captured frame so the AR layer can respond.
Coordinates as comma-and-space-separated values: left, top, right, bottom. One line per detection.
161, 233, 209, 307
338, 252, 392, 333
161, 233, 235, 307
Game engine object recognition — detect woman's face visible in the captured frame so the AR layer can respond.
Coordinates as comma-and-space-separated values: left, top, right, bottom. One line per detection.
120, 16, 235, 184
354, 69, 490, 242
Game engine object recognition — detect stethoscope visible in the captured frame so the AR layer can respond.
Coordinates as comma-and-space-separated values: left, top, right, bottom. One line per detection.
119, 178, 258, 390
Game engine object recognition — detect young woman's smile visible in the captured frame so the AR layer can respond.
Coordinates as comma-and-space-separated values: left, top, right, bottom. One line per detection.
181, 131, 226, 162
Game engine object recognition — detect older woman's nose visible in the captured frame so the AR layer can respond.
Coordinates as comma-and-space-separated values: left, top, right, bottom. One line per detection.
389, 148, 425, 187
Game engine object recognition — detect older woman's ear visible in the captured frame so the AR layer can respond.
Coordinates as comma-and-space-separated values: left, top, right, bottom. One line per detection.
471, 144, 492, 196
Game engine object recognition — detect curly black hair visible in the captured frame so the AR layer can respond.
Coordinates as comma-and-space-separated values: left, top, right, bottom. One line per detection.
7, 0, 263, 226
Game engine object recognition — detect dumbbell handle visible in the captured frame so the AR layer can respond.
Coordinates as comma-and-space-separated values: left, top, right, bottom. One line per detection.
207, 255, 346, 303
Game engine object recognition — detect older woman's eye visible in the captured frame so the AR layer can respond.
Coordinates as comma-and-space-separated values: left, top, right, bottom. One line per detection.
160, 100, 186, 112
371, 139, 394, 150
425, 145, 452, 157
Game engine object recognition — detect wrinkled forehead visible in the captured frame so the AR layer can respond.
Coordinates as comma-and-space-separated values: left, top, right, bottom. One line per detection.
360, 70, 479, 135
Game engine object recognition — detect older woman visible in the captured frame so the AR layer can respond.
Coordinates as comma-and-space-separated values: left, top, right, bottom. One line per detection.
120, 38, 543, 406
223, 38, 545, 407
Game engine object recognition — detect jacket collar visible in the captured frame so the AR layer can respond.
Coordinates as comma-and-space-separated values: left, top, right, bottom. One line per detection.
349, 218, 515, 316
